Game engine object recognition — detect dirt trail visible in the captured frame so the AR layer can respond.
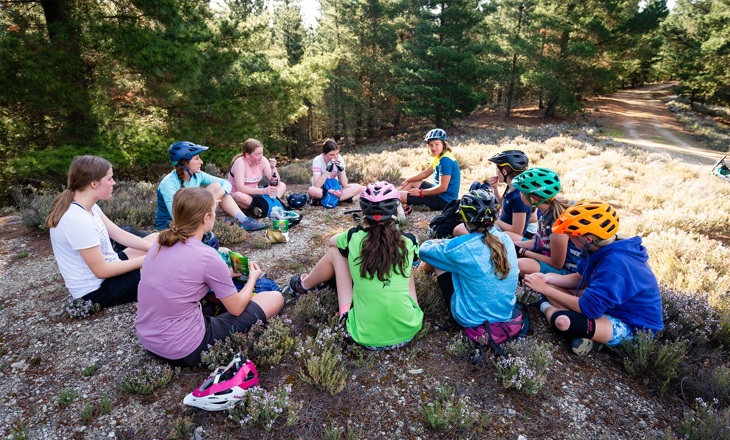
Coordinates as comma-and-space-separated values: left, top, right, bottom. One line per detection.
589, 83, 724, 165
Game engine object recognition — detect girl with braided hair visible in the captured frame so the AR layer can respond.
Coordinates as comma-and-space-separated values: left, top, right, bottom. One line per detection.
136, 187, 283, 367
419, 189, 519, 331
46, 155, 159, 309
289, 181, 423, 350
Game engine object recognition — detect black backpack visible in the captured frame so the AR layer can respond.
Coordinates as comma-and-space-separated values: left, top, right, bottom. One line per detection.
427, 199, 462, 239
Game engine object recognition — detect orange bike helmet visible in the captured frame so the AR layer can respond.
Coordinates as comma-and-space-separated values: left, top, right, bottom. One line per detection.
552, 200, 619, 240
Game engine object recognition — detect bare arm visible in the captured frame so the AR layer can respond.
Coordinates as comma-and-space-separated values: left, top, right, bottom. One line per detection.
399, 167, 433, 188
101, 212, 153, 252
79, 246, 144, 279
219, 261, 261, 316
522, 233, 569, 269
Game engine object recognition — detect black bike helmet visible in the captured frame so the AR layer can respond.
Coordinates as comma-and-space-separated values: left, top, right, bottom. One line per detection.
359, 181, 400, 222
488, 150, 529, 173
459, 189, 500, 230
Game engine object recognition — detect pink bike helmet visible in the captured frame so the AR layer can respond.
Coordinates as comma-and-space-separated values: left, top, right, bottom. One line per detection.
359, 181, 400, 222
183, 354, 258, 411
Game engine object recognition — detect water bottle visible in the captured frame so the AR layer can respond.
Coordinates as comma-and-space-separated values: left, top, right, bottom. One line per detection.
270, 172, 279, 187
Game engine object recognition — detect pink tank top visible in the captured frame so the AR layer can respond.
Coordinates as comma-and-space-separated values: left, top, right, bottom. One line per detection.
228, 157, 263, 192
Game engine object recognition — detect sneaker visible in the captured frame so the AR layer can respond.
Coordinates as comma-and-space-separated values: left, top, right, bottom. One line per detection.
289, 274, 312, 296
238, 217, 266, 232
571, 338, 602, 356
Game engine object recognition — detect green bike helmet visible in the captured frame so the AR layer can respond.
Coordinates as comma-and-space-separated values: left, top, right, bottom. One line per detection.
511, 167, 561, 207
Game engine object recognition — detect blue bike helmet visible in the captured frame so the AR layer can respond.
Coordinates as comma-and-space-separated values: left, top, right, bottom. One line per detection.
287, 193, 309, 209
169, 141, 209, 165
424, 128, 447, 143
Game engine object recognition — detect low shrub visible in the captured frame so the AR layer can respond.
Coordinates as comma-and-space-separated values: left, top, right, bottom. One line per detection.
212, 219, 248, 246
12, 186, 55, 230
81, 362, 100, 377
229, 384, 301, 431
279, 161, 312, 184
119, 362, 176, 395
620, 331, 686, 395
660, 286, 722, 347
98, 181, 156, 229
421, 382, 488, 433
291, 287, 339, 327
678, 398, 730, 440
168, 416, 193, 440
296, 326, 349, 395
494, 338, 553, 396
413, 270, 447, 315
80, 403, 95, 422
56, 387, 78, 407
445, 333, 471, 358
65, 298, 102, 319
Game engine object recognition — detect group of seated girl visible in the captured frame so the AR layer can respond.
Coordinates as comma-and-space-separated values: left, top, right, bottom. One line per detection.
47, 129, 664, 363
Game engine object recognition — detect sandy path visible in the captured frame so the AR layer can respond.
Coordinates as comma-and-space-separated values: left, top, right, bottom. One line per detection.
590, 83, 725, 165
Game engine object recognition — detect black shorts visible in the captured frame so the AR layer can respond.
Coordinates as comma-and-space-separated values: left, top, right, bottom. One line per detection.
82, 252, 140, 308
437, 272, 455, 308
405, 182, 449, 210
165, 301, 267, 367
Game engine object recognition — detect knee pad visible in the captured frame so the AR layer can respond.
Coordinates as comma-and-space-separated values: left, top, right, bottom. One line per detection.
550, 310, 596, 340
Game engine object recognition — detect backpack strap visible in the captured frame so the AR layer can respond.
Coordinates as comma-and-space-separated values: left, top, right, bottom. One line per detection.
338, 226, 364, 258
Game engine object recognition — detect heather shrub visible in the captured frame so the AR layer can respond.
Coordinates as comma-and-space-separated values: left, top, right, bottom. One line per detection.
413, 270, 447, 315
119, 362, 176, 395
678, 398, 730, 440
13, 186, 55, 230
64, 298, 101, 319
56, 387, 78, 407
494, 338, 554, 395
620, 331, 686, 395
660, 286, 722, 347
229, 384, 301, 431
291, 287, 339, 327
278, 160, 312, 184
98, 181, 156, 229
296, 325, 349, 395
346, 153, 402, 185
421, 382, 488, 433
445, 333, 471, 358
212, 219, 248, 245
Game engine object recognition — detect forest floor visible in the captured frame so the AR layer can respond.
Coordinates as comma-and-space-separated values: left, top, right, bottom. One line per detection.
0, 83, 710, 439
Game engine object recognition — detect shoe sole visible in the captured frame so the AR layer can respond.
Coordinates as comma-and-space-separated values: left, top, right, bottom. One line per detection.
571, 339, 596, 356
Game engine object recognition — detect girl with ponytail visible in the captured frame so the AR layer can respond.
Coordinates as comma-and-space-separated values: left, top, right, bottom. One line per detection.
47, 155, 158, 309
419, 189, 519, 331
135, 187, 284, 367
289, 181, 423, 350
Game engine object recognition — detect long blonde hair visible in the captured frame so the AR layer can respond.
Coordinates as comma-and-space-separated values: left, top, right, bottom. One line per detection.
483, 232, 510, 280
158, 188, 215, 248
546, 196, 572, 222
44, 156, 112, 228
230, 138, 264, 167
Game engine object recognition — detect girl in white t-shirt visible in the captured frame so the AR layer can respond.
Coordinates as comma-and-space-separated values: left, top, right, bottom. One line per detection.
308, 139, 362, 205
46, 155, 158, 308
228, 138, 287, 209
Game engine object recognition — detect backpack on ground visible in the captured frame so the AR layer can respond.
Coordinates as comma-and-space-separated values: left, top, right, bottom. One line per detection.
246, 195, 285, 219
465, 302, 531, 362
322, 178, 341, 209
427, 198, 462, 238
469, 181, 492, 192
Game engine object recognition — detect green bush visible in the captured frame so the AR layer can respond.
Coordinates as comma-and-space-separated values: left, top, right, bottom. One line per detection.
279, 161, 312, 185
119, 362, 176, 395
421, 383, 488, 433
620, 331, 686, 395
12, 186, 55, 230
678, 398, 730, 440
229, 384, 301, 431
494, 339, 554, 396
413, 270, 447, 315
291, 287, 339, 327
212, 220, 248, 246
297, 326, 349, 395
168, 416, 193, 440
98, 181, 156, 229
56, 387, 78, 407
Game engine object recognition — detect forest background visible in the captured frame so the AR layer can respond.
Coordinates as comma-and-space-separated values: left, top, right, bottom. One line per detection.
2, 0, 729, 204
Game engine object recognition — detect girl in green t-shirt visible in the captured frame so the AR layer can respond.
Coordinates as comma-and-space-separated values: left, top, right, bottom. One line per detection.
289, 181, 423, 349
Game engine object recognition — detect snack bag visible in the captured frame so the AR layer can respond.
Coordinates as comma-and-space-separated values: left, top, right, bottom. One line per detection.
228, 251, 249, 276
267, 219, 290, 243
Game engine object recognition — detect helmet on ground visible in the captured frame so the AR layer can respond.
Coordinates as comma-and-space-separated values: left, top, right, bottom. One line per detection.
169, 141, 209, 165
488, 150, 529, 172
270, 207, 301, 226
424, 128, 447, 143
512, 167, 561, 207
287, 193, 308, 209
359, 181, 400, 222
552, 200, 619, 240
459, 189, 500, 229
183, 353, 258, 411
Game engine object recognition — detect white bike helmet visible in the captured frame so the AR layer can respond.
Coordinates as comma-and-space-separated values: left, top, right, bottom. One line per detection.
183, 354, 259, 411
270, 207, 301, 225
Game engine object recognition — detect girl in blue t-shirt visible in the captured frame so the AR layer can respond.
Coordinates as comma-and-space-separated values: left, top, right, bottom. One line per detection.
506, 168, 580, 277
398, 129, 461, 211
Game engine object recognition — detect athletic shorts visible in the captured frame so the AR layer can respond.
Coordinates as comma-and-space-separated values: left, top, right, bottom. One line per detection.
538, 260, 574, 275
166, 301, 267, 367
605, 314, 633, 346
82, 252, 140, 308
405, 182, 449, 210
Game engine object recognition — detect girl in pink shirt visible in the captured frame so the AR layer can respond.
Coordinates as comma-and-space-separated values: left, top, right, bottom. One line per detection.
228, 138, 287, 209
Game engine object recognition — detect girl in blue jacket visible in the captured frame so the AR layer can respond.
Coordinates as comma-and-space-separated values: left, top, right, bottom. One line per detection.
419, 189, 519, 329
523, 200, 664, 356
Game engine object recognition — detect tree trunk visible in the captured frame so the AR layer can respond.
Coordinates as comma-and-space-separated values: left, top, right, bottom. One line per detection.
40, 0, 98, 145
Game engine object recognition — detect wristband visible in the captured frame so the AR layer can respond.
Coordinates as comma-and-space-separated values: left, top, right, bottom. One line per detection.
419, 189, 424, 198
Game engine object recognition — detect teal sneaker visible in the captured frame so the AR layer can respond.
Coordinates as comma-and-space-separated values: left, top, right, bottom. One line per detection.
238, 217, 266, 232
